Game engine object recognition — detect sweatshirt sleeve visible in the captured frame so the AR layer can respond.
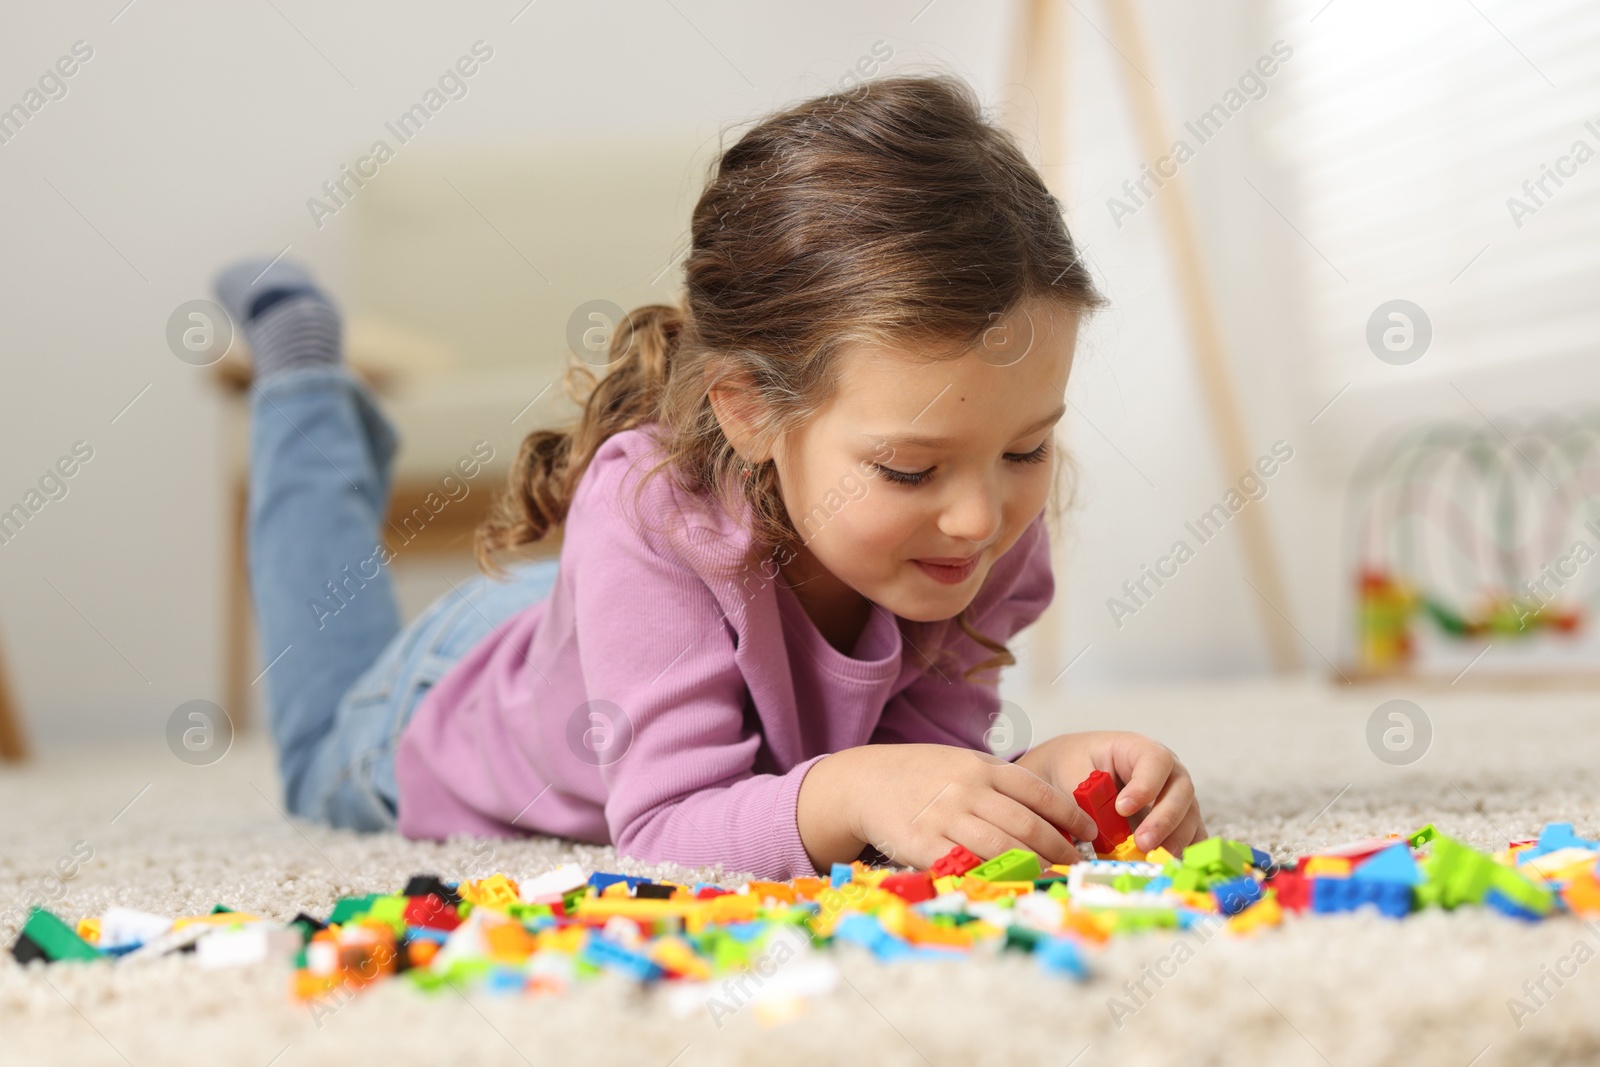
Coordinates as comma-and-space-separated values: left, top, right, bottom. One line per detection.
868, 514, 1055, 757
566, 441, 823, 880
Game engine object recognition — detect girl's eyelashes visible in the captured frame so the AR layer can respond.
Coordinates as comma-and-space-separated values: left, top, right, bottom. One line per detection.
871, 441, 1050, 487
872, 464, 933, 486
1003, 440, 1051, 465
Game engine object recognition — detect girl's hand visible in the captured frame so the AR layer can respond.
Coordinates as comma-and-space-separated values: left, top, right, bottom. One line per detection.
797, 743, 1100, 872
1016, 731, 1207, 853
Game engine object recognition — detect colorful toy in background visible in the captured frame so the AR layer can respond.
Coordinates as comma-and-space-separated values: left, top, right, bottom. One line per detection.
1347, 414, 1599, 674
16, 770, 1600, 1023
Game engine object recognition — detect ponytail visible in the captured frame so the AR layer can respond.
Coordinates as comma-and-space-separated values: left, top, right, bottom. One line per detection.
474, 303, 684, 574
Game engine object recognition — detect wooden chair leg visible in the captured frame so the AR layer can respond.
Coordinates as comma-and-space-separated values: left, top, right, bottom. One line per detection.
225, 482, 255, 733
0, 626, 28, 762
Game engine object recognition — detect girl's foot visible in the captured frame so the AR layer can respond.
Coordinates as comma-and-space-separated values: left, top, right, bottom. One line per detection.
212, 257, 342, 382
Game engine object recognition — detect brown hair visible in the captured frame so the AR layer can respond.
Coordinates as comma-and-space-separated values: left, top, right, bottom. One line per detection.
476, 73, 1105, 680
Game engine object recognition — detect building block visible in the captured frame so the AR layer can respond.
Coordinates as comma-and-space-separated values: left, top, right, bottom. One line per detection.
516, 864, 587, 902
1311, 877, 1411, 918
327, 894, 381, 926
1303, 856, 1353, 878
1073, 770, 1132, 854
1106, 837, 1147, 862
930, 844, 983, 878
1351, 844, 1421, 885
404, 894, 462, 932
402, 875, 463, 906
1406, 823, 1439, 848
1228, 891, 1284, 934
880, 871, 936, 903
11, 907, 104, 964
830, 863, 854, 888
1212, 876, 1264, 916
966, 849, 1041, 883
1035, 936, 1088, 978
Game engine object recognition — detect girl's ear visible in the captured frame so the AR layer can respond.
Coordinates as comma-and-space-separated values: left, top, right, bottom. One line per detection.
705, 360, 773, 464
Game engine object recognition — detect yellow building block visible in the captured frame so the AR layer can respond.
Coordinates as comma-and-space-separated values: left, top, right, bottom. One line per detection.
933, 875, 962, 895
76, 917, 100, 944
1227, 891, 1283, 935
649, 936, 713, 980
1303, 856, 1352, 878
461, 874, 521, 909
1145, 846, 1176, 866
745, 881, 797, 904
1107, 838, 1147, 862
574, 897, 708, 922
485, 921, 535, 961
601, 881, 631, 899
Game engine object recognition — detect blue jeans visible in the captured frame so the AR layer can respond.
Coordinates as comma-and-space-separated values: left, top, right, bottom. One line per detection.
248, 367, 557, 830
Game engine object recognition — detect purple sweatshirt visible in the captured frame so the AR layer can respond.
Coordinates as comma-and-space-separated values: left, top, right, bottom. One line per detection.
394, 426, 1053, 879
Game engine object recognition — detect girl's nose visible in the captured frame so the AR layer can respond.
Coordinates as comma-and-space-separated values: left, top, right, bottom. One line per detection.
937, 476, 1002, 544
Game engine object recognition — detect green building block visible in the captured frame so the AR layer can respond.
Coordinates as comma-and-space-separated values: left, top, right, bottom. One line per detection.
1422, 837, 1498, 908
365, 895, 410, 934
1046, 882, 1071, 902
13, 907, 103, 963
1003, 926, 1042, 952
1105, 908, 1180, 934
967, 849, 1041, 883
1181, 838, 1251, 877
1490, 864, 1555, 916
1111, 874, 1152, 893
1407, 824, 1439, 848
327, 893, 381, 926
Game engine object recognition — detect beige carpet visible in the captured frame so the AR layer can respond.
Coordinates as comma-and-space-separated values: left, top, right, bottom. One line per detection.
4, 679, 1600, 1067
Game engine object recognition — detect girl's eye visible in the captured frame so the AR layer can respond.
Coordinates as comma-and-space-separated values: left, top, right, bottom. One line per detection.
872, 464, 933, 486
1004, 440, 1051, 465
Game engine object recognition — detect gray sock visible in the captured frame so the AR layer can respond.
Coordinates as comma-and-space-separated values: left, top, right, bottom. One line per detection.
212, 257, 343, 381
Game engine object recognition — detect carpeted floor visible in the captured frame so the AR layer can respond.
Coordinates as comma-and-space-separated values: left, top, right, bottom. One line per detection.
4, 678, 1600, 1067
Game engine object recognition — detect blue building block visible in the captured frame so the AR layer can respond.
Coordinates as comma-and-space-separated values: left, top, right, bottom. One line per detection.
1351, 844, 1422, 886
830, 863, 854, 888
587, 872, 650, 893
580, 936, 664, 981
1036, 936, 1088, 979
1516, 822, 1598, 865
1212, 875, 1264, 916
831, 914, 913, 961
1312, 877, 1411, 918
1250, 847, 1274, 872
1485, 887, 1547, 922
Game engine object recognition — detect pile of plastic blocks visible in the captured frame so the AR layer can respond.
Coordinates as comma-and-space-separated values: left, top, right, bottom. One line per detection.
12, 821, 1600, 1015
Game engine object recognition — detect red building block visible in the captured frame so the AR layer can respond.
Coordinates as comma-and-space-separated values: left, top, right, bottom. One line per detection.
1268, 872, 1311, 913
1073, 770, 1132, 854
880, 871, 937, 903
930, 845, 982, 878
403, 893, 462, 931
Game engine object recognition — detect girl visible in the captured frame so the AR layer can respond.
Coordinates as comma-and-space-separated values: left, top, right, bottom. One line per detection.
221, 74, 1205, 881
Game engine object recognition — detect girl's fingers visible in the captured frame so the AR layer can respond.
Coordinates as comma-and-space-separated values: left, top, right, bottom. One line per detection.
1154, 806, 1205, 855
946, 813, 1035, 863
970, 792, 1079, 865
1110, 741, 1175, 817
992, 762, 1099, 843
1131, 770, 1197, 851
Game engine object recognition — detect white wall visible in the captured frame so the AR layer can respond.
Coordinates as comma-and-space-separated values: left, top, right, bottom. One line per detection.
5, 0, 1580, 749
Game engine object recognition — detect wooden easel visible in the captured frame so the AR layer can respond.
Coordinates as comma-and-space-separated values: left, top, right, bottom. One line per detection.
1011, 0, 1303, 676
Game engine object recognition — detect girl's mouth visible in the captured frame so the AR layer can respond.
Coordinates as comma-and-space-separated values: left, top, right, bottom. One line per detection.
912, 555, 979, 585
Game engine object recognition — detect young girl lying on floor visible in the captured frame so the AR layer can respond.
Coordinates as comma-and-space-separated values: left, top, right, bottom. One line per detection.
220, 73, 1205, 880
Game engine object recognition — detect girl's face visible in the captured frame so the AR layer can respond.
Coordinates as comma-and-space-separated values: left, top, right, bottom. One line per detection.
773, 298, 1079, 623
